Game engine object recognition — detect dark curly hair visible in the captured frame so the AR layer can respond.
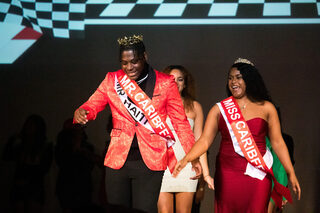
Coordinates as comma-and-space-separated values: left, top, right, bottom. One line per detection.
163, 65, 196, 112
118, 36, 146, 61
226, 62, 272, 103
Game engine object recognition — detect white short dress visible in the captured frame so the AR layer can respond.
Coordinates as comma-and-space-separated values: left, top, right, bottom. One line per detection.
160, 117, 198, 192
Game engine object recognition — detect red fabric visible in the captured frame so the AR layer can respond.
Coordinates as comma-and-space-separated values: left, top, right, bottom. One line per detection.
219, 96, 291, 208
13, 27, 42, 40
117, 71, 178, 172
214, 117, 271, 213
78, 70, 194, 171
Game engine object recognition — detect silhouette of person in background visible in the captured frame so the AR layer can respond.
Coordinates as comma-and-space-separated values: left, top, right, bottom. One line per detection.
3, 114, 53, 213
276, 108, 295, 166
55, 118, 102, 213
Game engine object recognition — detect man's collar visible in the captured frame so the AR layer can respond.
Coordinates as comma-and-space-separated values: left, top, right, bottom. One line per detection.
136, 63, 150, 83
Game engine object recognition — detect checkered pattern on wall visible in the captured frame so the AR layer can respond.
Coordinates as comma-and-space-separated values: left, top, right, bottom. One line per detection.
1, 0, 319, 63
86, 0, 320, 22
0, 0, 86, 39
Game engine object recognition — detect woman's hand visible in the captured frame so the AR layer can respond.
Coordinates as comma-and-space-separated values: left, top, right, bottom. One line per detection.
172, 158, 188, 178
204, 175, 214, 190
288, 172, 301, 200
190, 159, 202, 180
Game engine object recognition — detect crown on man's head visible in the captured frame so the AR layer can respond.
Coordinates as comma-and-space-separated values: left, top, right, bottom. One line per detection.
234, 58, 254, 66
117, 35, 143, 46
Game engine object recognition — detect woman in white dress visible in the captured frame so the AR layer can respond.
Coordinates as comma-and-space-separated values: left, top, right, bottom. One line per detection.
158, 65, 214, 213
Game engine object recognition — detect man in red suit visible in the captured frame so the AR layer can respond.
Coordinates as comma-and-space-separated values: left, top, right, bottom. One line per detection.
73, 35, 201, 213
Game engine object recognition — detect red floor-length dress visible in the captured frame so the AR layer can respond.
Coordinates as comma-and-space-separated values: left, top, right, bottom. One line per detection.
214, 116, 272, 213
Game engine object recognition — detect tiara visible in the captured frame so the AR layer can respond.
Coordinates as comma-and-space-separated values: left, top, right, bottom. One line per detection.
234, 58, 254, 66
117, 34, 143, 46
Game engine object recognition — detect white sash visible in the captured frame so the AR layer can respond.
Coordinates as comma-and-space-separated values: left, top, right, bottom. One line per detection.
115, 76, 154, 132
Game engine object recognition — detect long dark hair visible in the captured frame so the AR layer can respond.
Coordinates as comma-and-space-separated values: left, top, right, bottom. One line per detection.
226, 62, 272, 103
163, 65, 196, 112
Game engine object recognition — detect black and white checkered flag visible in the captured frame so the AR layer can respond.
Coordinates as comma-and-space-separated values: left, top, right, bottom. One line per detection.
0, 0, 86, 39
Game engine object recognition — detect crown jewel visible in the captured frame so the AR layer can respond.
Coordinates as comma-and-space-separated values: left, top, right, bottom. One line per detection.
117, 35, 143, 46
234, 58, 254, 66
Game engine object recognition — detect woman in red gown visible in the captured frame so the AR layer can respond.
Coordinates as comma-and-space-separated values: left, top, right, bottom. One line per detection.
173, 58, 301, 212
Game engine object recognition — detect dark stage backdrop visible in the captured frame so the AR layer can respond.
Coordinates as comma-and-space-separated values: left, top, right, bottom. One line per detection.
1, 25, 320, 212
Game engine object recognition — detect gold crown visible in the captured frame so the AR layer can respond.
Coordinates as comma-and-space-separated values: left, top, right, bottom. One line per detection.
117, 34, 143, 46
234, 58, 254, 66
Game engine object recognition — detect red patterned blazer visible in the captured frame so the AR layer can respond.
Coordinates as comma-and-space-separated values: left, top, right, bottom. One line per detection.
78, 69, 195, 171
